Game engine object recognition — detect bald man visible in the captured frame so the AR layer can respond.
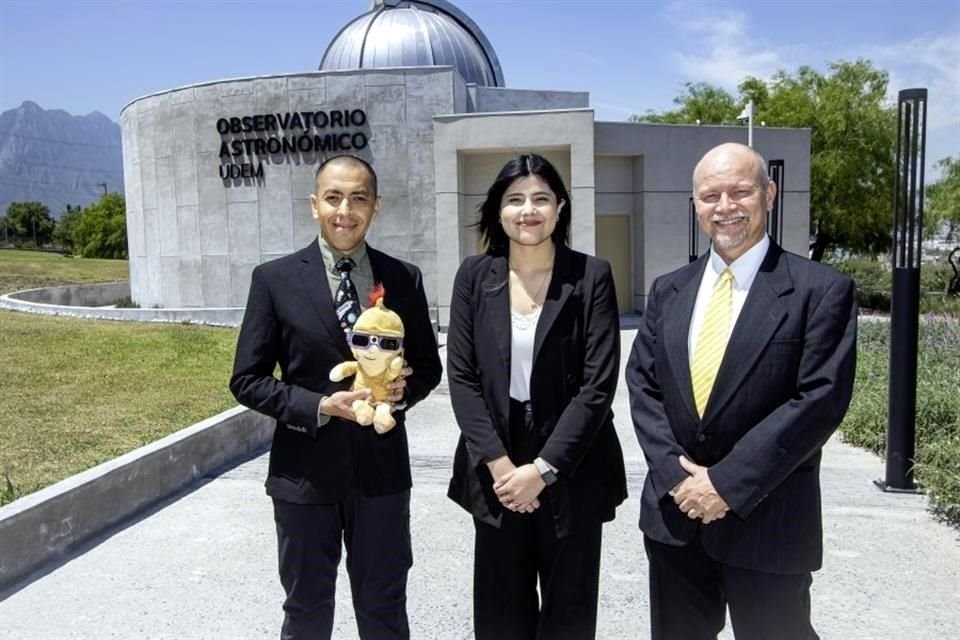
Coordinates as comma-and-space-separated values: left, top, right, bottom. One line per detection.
627, 143, 858, 639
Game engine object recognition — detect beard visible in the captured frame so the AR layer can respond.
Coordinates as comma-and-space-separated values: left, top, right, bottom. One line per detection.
712, 225, 748, 250
709, 214, 749, 250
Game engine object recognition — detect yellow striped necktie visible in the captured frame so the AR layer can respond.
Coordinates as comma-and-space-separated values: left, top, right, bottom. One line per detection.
691, 268, 734, 417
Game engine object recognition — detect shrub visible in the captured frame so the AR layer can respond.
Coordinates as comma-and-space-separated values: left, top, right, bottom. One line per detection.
114, 296, 140, 309
73, 193, 127, 259
829, 258, 960, 314
841, 317, 960, 526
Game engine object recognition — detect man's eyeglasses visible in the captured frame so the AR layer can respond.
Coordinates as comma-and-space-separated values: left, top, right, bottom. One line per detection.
696, 186, 762, 205
349, 332, 403, 352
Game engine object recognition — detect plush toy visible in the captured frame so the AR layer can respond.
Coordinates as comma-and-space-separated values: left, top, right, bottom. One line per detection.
329, 284, 405, 433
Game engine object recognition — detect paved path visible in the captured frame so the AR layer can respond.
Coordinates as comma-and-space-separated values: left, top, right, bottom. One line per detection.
2, 331, 958, 639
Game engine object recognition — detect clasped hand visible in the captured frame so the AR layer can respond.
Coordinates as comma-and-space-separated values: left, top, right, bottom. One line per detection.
672, 455, 730, 524
487, 456, 544, 514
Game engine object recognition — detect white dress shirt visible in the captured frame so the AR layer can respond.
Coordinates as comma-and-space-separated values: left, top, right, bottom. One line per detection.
688, 235, 770, 366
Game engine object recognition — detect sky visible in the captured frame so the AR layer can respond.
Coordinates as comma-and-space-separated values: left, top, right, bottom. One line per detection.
1, 0, 957, 176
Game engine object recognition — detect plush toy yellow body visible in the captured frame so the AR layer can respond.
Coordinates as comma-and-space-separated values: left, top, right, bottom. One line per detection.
329, 285, 405, 433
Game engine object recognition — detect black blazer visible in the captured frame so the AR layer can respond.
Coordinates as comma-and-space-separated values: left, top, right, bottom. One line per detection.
447, 245, 628, 535
230, 241, 442, 504
627, 242, 857, 573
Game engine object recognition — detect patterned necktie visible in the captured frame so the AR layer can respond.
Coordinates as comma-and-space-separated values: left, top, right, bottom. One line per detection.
691, 268, 734, 417
335, 257, 361, 333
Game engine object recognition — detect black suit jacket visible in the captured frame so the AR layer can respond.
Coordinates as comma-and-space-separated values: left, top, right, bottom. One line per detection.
627, 242, 858, 573
447, 245, 628, 535
230, 241, 442, 504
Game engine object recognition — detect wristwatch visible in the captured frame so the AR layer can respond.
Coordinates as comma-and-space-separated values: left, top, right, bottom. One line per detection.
534, 457, 557, 486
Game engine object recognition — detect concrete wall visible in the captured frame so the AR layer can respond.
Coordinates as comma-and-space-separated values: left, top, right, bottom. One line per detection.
0, 407, 273, 592
8, 282, 129, 306
433, 109, 596, 327
594, 121, 811, 308
121, 67, 463, 312
0, 284, 244, 326
467, 86, 589, 113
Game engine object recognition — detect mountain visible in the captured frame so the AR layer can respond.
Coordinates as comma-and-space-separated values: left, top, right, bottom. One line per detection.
0, 101, 123, 219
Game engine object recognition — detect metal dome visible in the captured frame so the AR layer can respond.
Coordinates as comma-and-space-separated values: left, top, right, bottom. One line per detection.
320, 0, 505, 87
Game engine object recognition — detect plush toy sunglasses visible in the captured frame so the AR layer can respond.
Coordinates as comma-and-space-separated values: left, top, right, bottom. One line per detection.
348, 332, 403, 352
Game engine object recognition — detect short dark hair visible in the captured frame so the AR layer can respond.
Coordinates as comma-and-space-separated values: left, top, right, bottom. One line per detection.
476, 154, 571, 256
314, 155, 378, 198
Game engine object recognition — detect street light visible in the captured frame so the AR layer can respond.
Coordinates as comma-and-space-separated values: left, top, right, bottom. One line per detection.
877, 88, 928, 494
737, 100, 755, 148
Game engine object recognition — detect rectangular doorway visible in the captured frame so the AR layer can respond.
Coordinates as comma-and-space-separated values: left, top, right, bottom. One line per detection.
595, 214, 632, 313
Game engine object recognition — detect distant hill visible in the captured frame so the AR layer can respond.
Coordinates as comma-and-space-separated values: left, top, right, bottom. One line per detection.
0, 101, 123, 219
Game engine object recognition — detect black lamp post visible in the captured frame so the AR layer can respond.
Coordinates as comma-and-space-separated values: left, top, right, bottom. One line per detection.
876, 88, 927, 493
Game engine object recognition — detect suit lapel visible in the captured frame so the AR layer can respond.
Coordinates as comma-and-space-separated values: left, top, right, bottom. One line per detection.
701, 244, 792, 424
533, 245, 574, 366
664, 256, 707, 424
298, 241, 352, 359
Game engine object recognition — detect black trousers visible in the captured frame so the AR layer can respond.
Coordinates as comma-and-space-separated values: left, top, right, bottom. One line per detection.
272, 488, 412, 640
644, 531, 818, 640
472, 399, 604, 640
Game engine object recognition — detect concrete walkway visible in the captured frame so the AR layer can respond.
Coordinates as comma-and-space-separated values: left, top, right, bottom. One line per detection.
1, 331, 958, 639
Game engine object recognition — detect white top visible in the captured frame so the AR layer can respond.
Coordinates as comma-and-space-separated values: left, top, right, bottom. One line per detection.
688, 235, 770, 366
509, 306, 541, 402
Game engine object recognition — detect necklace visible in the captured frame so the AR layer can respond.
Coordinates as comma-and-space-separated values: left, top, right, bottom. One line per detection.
511, 305, 542, 330
509, 262, 552, 311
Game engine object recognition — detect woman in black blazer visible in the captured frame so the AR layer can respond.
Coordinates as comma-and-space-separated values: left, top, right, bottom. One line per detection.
447, 154, 628, 639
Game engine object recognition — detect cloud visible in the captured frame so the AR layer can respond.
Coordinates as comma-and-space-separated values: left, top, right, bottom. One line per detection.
663, 2, 789, 89
660, 1, 958, 165
863, 34, 960, 132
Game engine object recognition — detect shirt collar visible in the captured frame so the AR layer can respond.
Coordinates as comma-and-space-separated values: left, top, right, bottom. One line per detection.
707, 234, 770, 290
317, 234, 368, 273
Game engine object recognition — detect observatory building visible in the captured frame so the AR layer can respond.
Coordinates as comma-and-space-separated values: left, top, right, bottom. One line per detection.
120, 0, 810, 325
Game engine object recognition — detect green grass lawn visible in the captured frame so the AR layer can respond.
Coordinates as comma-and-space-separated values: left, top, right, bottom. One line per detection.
0, 312, 239, 504
0, 249, 239, 505
0, 248, 128, 294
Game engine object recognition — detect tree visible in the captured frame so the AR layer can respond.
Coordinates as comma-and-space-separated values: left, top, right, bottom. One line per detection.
737, 76, 769, 113
764, 61, 895, 260
926, 156, 960, 243
73, 193, 128, 259
4, 201, 56, 246
53, 204, 84, 254
631, 60, 896, 260
630, 82, 739, 125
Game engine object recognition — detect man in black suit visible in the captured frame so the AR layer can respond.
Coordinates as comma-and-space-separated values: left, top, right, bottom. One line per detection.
230, 155, 442, 640
627, 143, 858, 639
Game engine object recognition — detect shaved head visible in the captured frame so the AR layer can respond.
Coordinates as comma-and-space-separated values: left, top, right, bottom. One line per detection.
693, 143, 769, 194
315, 155, 378, 198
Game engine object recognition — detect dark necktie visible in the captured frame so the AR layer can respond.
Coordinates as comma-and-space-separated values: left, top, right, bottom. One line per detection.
335, 257, 362, 332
